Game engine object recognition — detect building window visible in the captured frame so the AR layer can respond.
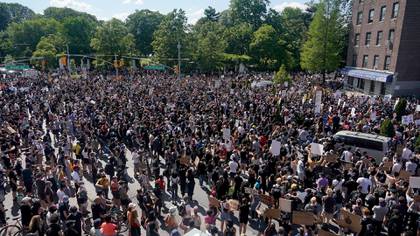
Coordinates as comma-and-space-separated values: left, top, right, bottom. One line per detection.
355, 33, 360, 46
359, 78, 365, 90
373, 55, 379, 69
380, 6, 386, 21
352, 54, 358, 67
365, 32, 371, 46
376, 31, 383, 46
388, 29, 395, 50
384, 56, 391, 70
368, 9, 375, 23
370, 81, 375, 93
380, 82, 386, 95
392, 2, 399, 18
363, 55, 369, 68
348, 77, 354, 86
357, 12, 363, 25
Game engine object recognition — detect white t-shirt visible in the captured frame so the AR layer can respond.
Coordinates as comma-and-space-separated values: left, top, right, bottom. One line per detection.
392, 162, 402, 174
229, 161, 238, 174
342, 150, 352, 162
56, 189, 66, 202
356, 177, 372, 194
401, 148, 412, 160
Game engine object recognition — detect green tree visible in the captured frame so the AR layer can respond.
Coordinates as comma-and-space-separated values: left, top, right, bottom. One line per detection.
90, 19, 136, 56
281, 7, 310, 70
204, 6, 220, 22
380, 119, 395, 137
300, 0, 345, 77
152, 9, 188, 65
192, 21, 227, 72
32, 36, 58, 69
61, 16, 96, 54
394, 98, 407, 120
0, 3, 35, 31
274, 64, 291, 84
229, 0, 269, 29
250, 24, 288, 70
44, 7, 97, 22
6, 17, 62, 57
224, 22, 253, 56
126, 10, 164, 56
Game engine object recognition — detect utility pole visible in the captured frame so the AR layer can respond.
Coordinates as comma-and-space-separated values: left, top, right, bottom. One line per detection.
177, 41, 181, 79
66, 44, 71, 74
114, 54, 119, 78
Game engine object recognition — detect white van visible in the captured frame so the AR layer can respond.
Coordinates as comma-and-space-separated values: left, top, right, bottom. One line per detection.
333, 131, 391, 163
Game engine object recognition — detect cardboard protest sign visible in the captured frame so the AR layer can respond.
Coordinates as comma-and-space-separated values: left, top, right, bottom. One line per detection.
318, 229, 339, 236
279, 198, 292, 213
380, 161, 393, 172
325, 153, 338, 163
228, 199, 239, 211
208, 196, 220, 208
264, 208, 281, 219
409, 176, 420, 189
310, 143, 324, 156
179, 156, 190, 166
223, 128, 231, 141
6, 126, 16, 134
270, 140, 281, 156
335, 208, 362, 233
292, 211, 316, 225
259, 194, 274, 206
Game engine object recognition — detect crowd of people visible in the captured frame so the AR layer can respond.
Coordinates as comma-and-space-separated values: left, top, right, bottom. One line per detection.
0, 69, 419, 236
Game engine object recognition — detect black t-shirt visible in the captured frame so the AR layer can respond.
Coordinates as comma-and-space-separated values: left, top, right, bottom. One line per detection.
91, 203, 105, 220
59, 203, 69, 222
46, 223, 62, 236
20, 205, 32, 226
67, 212, 82, 235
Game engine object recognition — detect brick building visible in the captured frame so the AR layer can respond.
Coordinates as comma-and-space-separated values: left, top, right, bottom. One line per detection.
342, 0, 420, 96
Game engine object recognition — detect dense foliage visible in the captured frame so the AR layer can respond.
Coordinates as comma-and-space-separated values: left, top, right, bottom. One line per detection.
0, 0, 350, 72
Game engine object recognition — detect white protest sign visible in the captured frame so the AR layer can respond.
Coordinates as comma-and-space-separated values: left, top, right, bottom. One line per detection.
415, 119, 420, 126
384, 94, 392, 102
284, 81, 289, 87
270, 140, 281, 156
310, 143, 324, 156
409, 176, 420, 189
416, 105, 420, 112
314, 90, 322, 114
223, 128, 231, 141
334, 91, 342, 99
370, 111, 377, 121
351, 107, 356, 118
401, 114, 414, 125
279, 198, 292, 213
215, 80, 221, 89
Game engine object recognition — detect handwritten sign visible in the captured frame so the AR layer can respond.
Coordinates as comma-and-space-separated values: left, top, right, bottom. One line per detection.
279, 198, 292, 213
409, 176, 420, 189
325, 154, 338, 163
270, 140, 281, 156
310, 143, 324, 156
335, 208, 362, 233
264, 208, 281, 219
292, 211, 316, 225
259, 194, 274, 206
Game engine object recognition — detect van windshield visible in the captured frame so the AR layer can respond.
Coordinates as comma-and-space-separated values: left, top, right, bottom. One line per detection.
336, 135, 384, 151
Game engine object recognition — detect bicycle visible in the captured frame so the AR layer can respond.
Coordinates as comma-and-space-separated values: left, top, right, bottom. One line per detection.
0, 217, 23, 236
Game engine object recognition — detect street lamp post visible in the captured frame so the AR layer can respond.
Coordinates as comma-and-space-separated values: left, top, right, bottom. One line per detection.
177, 41, 181, 79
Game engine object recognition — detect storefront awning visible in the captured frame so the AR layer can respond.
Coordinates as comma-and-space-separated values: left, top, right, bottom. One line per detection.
341, 67, 393, 83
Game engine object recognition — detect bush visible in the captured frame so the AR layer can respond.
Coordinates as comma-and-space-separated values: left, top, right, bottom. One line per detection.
380, 119, 395, 137
394, 98, 407, 120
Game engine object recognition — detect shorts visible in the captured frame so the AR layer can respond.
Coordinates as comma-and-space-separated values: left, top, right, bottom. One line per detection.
220, 211, 230, 221
239, 215, 248, 224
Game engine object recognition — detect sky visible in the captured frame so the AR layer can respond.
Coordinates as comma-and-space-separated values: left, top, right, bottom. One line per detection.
1, 0, 308, 23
